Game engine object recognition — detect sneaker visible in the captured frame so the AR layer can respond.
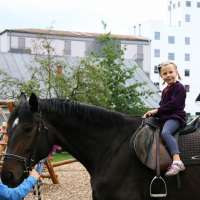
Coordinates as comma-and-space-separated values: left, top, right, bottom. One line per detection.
165, 163, 185, 176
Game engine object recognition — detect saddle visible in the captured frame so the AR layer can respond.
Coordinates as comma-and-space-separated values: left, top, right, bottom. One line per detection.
130, 116, 200, 171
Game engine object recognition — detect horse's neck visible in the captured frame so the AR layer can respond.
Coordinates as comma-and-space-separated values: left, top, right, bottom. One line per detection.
45, 111, 142, 173
47, 113, 117, 162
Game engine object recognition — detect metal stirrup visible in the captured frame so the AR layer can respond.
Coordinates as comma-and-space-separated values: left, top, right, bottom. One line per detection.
150, 129, 167, 197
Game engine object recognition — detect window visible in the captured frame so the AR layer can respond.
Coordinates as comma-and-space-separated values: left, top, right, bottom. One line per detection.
64, 41, 71, 55
173, 3, 176, 9
185, 85, 190, 92
154, 65, 159, 73
168, 36, 175, 44
154, 49, 160, 57
168, 5, 171, 11
155, 32, 160, 40
178, 21, 181, 26
0, 39, 1, 52
178, 1, 181, 7
185, 53, 190, 61
185, 69, 190, 76
18, 38, 25, 49
186, 1, 191, 7
197, 2, 200, 8
85, 41, 93, 56
168, 53, 175, 60
154, 82, 159, 88
185, 37, 190, 45
185, 14, 190, 22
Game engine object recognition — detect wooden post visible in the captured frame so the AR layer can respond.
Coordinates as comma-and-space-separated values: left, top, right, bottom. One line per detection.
52, 158, 77, 167
0, 107, 8, 122
0, 133, 8, 161
6, 101, 18, 113
44, 157, 59, 184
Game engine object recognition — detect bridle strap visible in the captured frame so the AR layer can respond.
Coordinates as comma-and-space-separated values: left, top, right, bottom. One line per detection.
3, 153, 28, 163
29, 110, 43, 170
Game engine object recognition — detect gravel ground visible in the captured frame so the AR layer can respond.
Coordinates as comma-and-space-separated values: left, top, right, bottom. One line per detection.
25, 162, 92, 200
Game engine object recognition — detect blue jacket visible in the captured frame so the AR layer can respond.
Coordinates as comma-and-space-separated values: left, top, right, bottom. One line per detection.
0, 176, 37, 200
157, 81, 187, 127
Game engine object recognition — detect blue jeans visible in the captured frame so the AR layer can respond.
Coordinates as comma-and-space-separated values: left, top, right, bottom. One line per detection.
35, 157, 48, 175
161, 119, 180, 156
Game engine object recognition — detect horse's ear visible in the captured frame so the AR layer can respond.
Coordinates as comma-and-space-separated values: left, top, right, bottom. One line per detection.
29, 93, 38, 112
18, 92, 27, 104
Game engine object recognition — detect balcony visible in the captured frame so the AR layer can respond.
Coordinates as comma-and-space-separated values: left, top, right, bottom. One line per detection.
8, 46, 31, 54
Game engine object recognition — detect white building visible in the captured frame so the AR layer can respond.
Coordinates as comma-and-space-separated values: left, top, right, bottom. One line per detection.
0, 29, 151, 76
130, 0, 200, 117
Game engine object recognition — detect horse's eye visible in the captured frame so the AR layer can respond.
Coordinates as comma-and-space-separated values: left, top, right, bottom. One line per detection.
24, 127, 33, 133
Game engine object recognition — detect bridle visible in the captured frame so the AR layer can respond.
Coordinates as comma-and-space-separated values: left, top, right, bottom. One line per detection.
3, 109, 51, 177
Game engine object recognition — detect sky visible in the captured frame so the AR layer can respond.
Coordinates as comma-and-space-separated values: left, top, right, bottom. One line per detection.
0, 0, 168, 35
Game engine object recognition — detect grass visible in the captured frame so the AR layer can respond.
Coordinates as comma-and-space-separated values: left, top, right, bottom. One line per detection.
50, 152, 74, 163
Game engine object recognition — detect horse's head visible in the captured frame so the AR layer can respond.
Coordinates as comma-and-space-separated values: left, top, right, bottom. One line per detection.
1, 92, 54, 187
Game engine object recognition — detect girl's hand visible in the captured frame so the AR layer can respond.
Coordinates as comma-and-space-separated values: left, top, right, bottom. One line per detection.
29, 169, 40, 181
144, 109, 158, 117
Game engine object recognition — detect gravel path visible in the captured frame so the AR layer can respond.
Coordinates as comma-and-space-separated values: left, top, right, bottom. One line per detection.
25, 162, 92, 200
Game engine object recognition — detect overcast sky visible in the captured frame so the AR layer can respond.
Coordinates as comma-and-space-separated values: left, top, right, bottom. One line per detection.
0, 0, 168, 35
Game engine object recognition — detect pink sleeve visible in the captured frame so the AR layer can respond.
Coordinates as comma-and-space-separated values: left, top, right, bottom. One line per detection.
48, 145, 59, 157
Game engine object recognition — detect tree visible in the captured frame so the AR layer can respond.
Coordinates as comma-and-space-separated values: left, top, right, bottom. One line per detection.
67, 56, 111, 108
0, 69, 41, 99
91, 21, 153, 115
0, 25, 111, 106
0, 24, 67, 99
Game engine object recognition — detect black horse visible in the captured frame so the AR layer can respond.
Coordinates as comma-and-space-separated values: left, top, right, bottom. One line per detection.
1, 93, 200, 200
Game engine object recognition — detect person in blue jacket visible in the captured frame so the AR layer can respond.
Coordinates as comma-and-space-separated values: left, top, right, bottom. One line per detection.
0, 168, 39, 200
144, 60, 186, 176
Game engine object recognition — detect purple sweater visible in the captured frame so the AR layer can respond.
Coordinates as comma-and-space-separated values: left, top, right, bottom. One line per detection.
157, 81, 187, 127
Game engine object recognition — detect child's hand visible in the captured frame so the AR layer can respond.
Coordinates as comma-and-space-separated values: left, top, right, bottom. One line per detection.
144, 109, 158, 117
29, 169, 40, 181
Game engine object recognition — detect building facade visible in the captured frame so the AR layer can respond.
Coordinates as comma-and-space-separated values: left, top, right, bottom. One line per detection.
130, 0, 200, 116
0, 29, 151, 76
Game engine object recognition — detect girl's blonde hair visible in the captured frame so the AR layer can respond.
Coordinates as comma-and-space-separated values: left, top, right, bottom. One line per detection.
158, 60, 182, 85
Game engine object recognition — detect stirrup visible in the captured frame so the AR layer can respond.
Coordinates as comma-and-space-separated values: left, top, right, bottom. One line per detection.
150, 176, 167, 197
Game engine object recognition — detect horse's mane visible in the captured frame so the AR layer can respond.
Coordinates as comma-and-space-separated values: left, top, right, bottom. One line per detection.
39, 98, 125, 126
10, 98, 125, 127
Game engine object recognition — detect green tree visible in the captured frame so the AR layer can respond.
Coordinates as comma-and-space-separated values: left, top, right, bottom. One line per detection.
0, 70, 41, 99
0, 24, 68, 99
0, 25, 111, 106
67, 56, 111, 108
30, 24, 67, 98
91, 21, 153, 115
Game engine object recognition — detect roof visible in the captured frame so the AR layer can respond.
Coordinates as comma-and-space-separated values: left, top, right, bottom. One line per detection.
0, 52, 160, 108
1, 28, 149, 41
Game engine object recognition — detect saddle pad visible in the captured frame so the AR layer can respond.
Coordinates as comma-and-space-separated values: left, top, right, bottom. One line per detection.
130, 126, 200, 171
178, 128, 200, 165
